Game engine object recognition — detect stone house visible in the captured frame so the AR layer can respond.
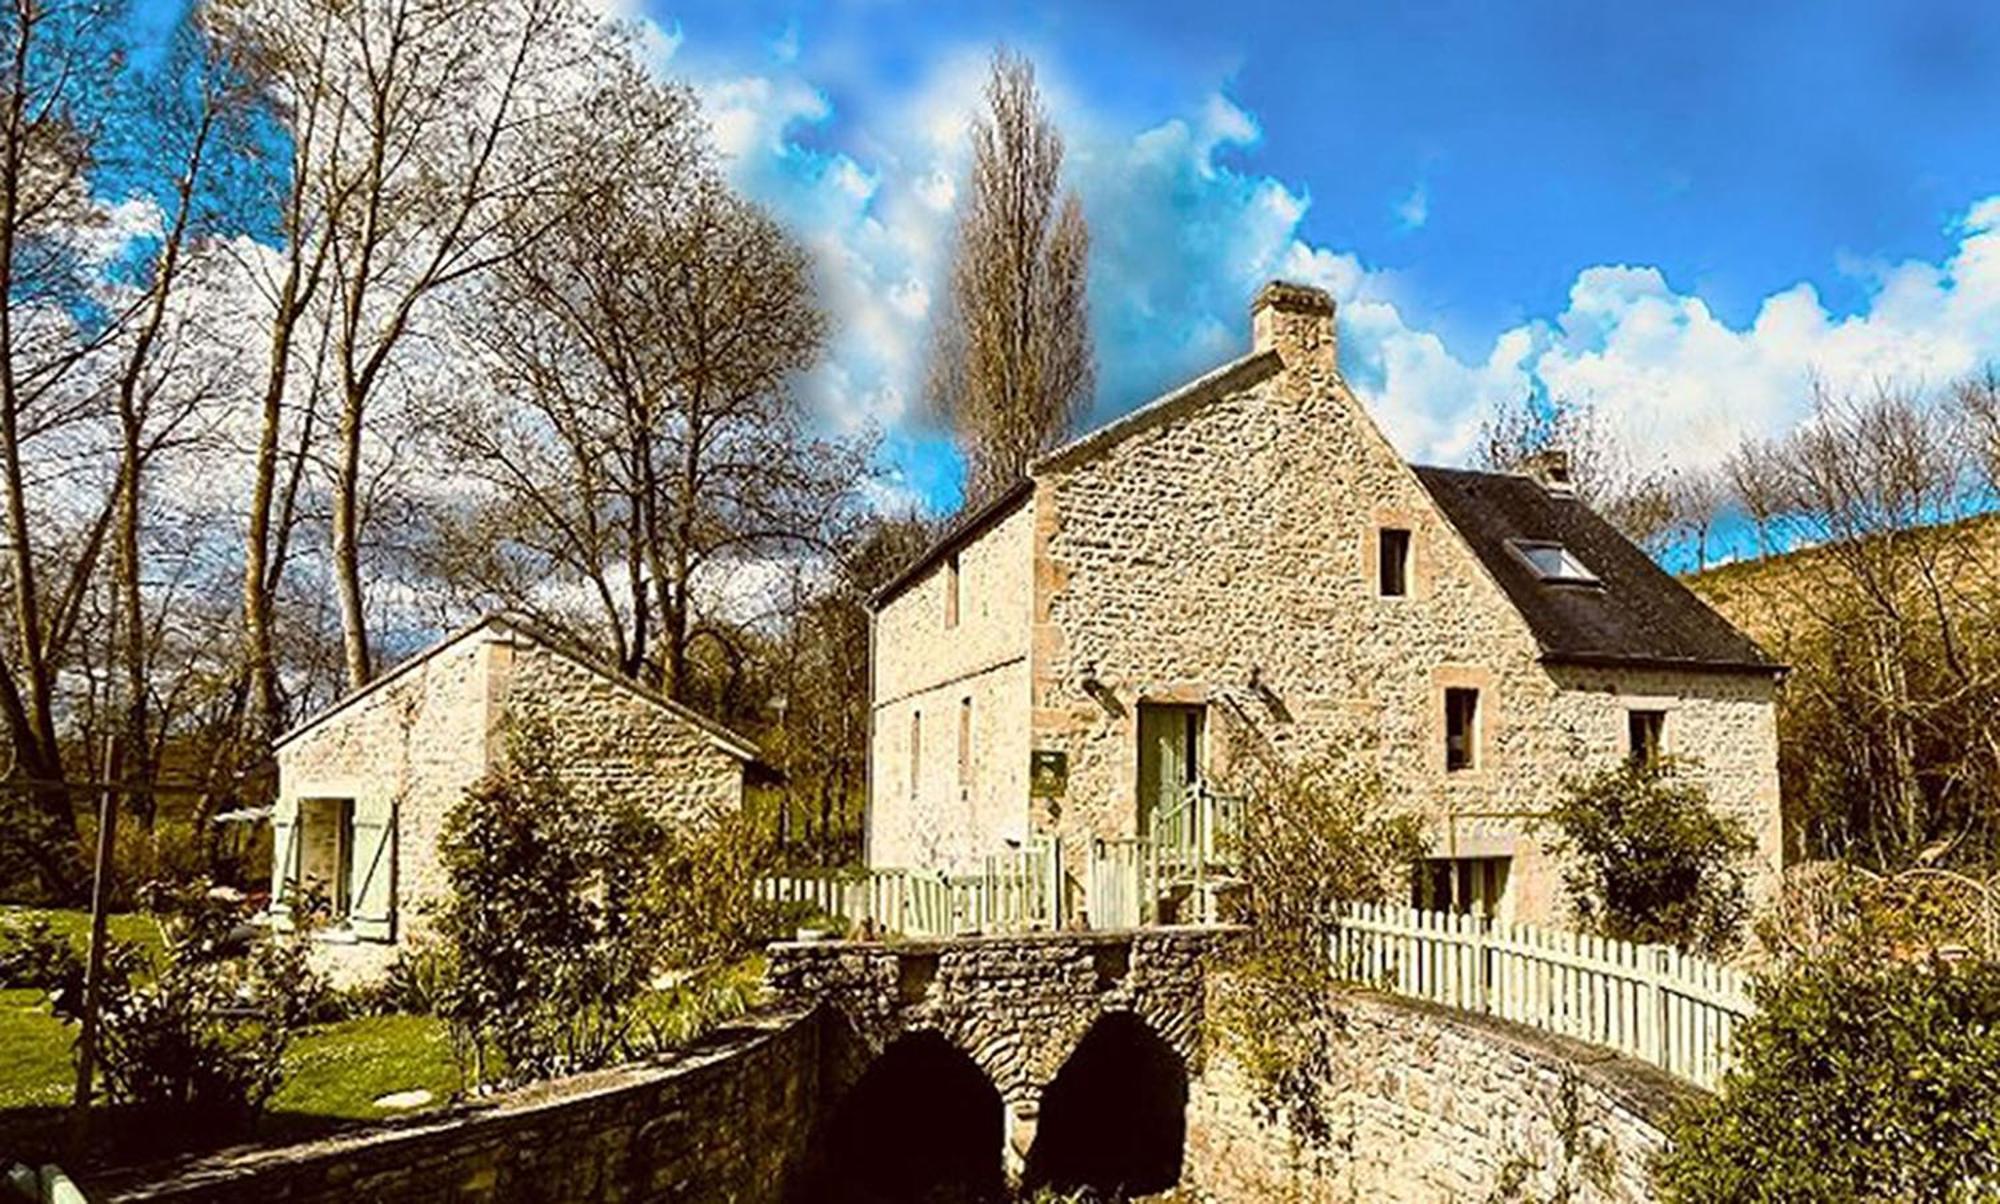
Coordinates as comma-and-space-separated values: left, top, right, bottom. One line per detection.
866, 281, 1782, 926
269, 614, 768, 978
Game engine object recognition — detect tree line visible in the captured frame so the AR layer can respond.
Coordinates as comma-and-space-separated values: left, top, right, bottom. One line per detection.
0, 0, 1100, 905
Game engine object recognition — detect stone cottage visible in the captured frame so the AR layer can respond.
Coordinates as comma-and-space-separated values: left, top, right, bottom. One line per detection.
269, 614, 768, 979
867, 281, 1782, 926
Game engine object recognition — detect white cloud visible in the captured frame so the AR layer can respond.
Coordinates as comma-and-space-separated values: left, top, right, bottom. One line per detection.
661, 40, 2000, 504
1395, 183, 1429, 231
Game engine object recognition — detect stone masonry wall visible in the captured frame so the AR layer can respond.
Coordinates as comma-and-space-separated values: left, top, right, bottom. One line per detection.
85, 1007, 820, 1204
1185, 980, 1694, 1203
1025, 290, 1781, 924
275, 632, 493, 980
496, 635, 747, 825
767, 926, 1239, 1171
869, 501, 1036, 872
276, 621, 751, 983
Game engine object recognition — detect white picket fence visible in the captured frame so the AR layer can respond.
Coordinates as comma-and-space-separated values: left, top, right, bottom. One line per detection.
1330, 902, 1755, 1090
760, 842, 1061, 939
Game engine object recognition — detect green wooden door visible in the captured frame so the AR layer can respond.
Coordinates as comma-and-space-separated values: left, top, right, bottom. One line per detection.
1136, 703, 1203, 838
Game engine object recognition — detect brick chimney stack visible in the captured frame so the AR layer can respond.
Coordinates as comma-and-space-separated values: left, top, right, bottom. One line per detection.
1251, 280, 1337, 375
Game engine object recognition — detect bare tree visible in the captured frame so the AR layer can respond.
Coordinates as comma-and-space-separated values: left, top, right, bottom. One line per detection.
1722, 379, 2000, 868
0, 0, 143, 896
1475, 391, 1677, 552
429, 67, 865, 707
928, 48, 1093, 506
224, 0, 621, 691
102, 20, 257, 817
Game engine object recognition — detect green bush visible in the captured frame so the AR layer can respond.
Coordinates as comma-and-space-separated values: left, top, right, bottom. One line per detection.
434, 722, 781, 1087
1543, 758, 1754, 954
51, 886, 324, 1122
1657, 953, 2000, 1201
0, 912, 85, 995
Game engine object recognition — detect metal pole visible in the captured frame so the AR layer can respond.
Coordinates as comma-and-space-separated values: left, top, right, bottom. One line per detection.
70, 735, 122, 1153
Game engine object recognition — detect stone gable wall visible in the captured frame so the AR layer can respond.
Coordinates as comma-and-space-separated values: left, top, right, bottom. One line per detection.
1186, 980, 1692, 1202
868, 502, 1036, 872
495, 637, 747, 825
87, 1008, 819, 1204
1025, 307, 1780, 923
275, 635, 493, 977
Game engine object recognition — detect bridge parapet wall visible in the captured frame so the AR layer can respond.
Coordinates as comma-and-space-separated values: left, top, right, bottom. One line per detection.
1187, 978, 1701, 1202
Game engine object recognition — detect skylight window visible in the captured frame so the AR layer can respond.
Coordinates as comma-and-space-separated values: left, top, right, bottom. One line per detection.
1508, 540, 1600, 585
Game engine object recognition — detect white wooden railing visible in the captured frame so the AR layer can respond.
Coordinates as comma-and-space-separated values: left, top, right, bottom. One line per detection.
760, 841, 1062, 939
1330, 902, 1755, 1090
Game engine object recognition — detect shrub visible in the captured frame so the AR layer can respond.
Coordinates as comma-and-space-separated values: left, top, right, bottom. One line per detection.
1210, 753, 1426, 1147
1225, 752, 1426, 964
1543, 758, 1753, 955
1657, 953, 2000, 1201
53, 885, 324, 1122
434, 722, 780, 1087
0, 912, 85, 994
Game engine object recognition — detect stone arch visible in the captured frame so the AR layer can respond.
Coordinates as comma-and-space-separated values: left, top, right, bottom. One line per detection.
813, 1029, 1008, 1202
1023, 1009, 1190, 1198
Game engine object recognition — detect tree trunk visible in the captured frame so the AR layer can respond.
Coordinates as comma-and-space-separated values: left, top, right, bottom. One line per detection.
332, 385, 371, 688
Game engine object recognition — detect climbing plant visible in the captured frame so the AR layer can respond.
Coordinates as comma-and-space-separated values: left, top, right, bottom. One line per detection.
1209, 752, 1425, 1152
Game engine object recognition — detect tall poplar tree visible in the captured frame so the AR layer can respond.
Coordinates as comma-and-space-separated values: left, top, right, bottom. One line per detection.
928, 48, 1093, 507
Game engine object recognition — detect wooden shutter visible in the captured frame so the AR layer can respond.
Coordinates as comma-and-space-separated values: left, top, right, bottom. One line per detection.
347, 797, 397, 942
269, 797, 301, 923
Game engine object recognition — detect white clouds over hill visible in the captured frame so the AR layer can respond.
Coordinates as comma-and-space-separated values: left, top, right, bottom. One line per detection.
670, 28, 2000, 504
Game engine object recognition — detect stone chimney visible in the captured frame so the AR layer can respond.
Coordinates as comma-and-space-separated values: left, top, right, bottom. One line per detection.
1523, 447, 1575, 495
1251, 280, 1337, 374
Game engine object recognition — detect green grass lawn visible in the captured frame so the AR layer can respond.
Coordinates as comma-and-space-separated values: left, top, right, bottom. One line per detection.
2, 907, 767, 1167
2, 907, 460, 1149
270, 1013, 459, 1121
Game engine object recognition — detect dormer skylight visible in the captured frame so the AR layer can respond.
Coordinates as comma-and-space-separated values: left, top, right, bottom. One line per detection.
1507, 539, 1600, 586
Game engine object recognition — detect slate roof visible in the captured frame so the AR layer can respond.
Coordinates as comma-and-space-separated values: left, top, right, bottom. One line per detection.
1413, 466, 1778, 675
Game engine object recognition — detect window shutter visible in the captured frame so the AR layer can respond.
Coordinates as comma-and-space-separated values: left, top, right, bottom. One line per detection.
347, 797, 397, 942
269, 798, 301, 923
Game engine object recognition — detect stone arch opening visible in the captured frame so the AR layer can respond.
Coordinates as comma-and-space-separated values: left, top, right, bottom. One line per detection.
816, 1029, 1007, 1203
1024, 1010, 1188, 1197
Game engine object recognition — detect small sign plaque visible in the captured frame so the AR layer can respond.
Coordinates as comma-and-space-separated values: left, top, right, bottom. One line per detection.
1030, 750, 1068, 798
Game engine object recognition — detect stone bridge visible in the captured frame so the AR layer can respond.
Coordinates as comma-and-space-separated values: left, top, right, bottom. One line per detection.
765, 925, 1235, 1196
767, 924, 1697, 1203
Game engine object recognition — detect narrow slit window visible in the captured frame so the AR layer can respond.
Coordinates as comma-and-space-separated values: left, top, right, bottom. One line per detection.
958, 698, 973, 790
1629, 709, 1665, 766
909, 712, 922, 800
1379, 528, 1411, 597
944, 553, 960, 629
1445, 687, 1480, 772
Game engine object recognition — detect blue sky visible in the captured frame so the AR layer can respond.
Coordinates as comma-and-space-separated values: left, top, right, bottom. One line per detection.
633, 1, 2000, 518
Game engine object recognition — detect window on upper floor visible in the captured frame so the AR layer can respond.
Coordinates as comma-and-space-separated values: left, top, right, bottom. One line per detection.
910, 711, 922, 799
1445, 687, 1480, 772
1379, 527, 1412, 597
944, 553, 961, 629
1507, 539, 1600, 586
1629, 708, 1666, 767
